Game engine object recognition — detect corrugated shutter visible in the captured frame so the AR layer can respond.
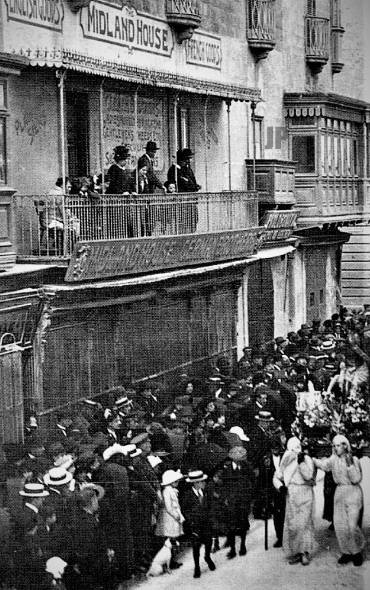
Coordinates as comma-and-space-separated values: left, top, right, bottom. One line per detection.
0, 345, 24, 443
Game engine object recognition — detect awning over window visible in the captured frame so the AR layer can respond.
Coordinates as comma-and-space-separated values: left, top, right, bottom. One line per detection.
16, 48, 261, 102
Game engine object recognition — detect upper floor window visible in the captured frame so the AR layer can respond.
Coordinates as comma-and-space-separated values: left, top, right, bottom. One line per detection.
292, 135, 316, 173
307, 0, 316, 16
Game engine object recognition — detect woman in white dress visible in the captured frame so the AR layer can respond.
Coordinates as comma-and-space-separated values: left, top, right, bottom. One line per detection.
313, 434, 365, 566
155, 470, 185, 569
273, 437, 317, 565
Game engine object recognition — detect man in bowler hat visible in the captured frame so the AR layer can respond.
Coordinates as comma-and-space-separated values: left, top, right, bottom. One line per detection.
138, 141, 166, 194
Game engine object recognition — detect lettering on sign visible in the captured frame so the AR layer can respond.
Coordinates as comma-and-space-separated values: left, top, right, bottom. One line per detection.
65, 229, 260, 282
185, 30, 222, 70
103, 92, 165, 169
80, 2, 174, 57
4, 0, 64, 31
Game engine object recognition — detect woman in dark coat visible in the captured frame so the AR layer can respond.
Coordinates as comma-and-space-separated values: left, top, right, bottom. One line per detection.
222, 446, 255, 558
127, 448, 160, 570
96, 453, 134, 581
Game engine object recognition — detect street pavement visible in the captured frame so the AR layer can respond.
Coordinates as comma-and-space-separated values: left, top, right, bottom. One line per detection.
129, 458, 370, 590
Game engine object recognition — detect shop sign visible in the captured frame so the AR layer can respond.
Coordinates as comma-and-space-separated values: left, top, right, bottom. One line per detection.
103, 92, 165, 170
185, 30, 222, 70
65, 229, 260, 282
80, 2, 174, 57
4, 0, 64, 31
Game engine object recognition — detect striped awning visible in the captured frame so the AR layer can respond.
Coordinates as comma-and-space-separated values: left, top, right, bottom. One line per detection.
15, 48, 261, 102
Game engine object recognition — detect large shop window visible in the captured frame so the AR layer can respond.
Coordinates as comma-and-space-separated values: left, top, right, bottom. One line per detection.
292, 135, 316, 173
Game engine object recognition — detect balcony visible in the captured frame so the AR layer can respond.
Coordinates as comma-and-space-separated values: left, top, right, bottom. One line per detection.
295, 177, 365, 226
165, 0, 201, 43
305, 16, 330, 73
247, 0, 276, 60
245, 159, 296, 206
13, 191, 269, 281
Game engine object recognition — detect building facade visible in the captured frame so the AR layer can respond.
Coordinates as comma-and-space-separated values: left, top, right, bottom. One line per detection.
0, 0, 368, 440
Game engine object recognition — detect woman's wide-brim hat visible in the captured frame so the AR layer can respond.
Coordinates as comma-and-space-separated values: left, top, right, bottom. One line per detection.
19, 482, 50, 497
44, 467, 73, 487
228, 446, 247, 462
186, 470, 208, 483
255, 410, 274, 422
161, 469, 183, 486
114, 145, 130, 160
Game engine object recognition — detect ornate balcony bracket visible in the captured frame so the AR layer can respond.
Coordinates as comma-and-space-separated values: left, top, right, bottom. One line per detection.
305, 16, 330, 74
247, 0, 276, 61
67, 0, 92, 13
166, 0, 202, 43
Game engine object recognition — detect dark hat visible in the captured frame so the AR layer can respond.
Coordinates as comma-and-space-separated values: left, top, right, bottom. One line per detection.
114, 145, 130, 160
146, 140, 160, 151
177, 148, 194, 161
275, 337, 286, 345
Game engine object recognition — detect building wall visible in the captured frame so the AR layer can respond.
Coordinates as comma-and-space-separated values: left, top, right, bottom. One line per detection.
7, 70, 60, 193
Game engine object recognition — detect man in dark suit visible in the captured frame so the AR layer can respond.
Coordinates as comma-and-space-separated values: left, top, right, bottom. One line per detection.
137, 141, 166, 194
12, 483, 50, 590
181, 471, 216, 578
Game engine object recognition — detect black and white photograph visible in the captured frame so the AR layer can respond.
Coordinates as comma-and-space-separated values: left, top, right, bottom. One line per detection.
0, 0, 370, 588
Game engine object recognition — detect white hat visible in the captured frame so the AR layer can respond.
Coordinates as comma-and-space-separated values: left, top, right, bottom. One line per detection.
102, 443, 126, 461
45, 556, 67, 579
19, 482, 49, 498
54, 454, 74, 470
229, 426, 249, 442
80, 482, 105, 501
161, 469, 183, 486
121, 444, 142, 458
44, 467, 73, 487
186, 470, 208, 483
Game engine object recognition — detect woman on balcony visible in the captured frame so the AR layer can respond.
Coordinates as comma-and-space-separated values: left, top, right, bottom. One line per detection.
107, 145, 136, 237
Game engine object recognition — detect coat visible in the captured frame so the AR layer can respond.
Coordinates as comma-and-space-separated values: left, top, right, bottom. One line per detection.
180, 487, 212, 538
96, 462, 134, 579
107, 163, 135, 194
155, 485, 184, 538
167, 163, 200, 193
222, 460, 255, 530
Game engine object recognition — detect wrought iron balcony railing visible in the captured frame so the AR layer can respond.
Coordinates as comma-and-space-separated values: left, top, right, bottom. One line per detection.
166, 0, 201, 42
247, 0, 276, 59
305, 16, 330, 73
13, 191, 258, 260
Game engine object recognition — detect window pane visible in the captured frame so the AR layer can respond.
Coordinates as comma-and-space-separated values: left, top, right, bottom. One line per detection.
0, 119, 6, 184
292, 135, 315, 173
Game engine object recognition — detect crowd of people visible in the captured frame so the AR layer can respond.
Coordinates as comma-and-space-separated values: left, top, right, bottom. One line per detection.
0, 307, 369, 589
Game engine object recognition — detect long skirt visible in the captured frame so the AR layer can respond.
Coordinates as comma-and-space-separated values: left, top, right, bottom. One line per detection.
283, 484, 316, 557
333, 484, 365, 555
